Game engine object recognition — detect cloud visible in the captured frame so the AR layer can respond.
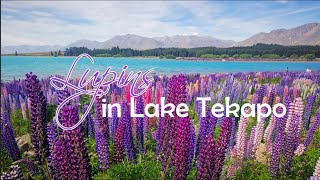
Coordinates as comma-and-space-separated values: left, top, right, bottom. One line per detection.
1, 1, 319, 46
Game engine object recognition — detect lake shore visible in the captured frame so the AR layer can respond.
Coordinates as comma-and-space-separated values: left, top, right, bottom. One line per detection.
1, 54, 319, 62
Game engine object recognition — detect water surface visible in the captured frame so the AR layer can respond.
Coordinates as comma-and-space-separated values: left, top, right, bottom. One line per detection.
1, 56, 320, 82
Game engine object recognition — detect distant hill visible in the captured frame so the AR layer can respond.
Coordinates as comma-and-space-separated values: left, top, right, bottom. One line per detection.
1, 45, 63, 54
2, 23, 320, 54
235, 23, 320, 46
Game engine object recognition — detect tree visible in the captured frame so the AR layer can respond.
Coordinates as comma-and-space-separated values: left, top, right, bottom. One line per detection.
51, 51, 54, 56
58, 50, 61, 56
15, 51, 18, 56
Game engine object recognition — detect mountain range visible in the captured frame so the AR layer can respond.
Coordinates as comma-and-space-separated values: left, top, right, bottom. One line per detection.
2, 23, 319, 54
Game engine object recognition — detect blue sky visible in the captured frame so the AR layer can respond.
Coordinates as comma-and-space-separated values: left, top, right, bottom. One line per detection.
1, 1, 320, 46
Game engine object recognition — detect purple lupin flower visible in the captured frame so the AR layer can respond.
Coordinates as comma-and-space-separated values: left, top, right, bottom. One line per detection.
173, 117, 191, 180
227, 118, 237, 154
55, 106, 90, 179
270, 98, 288, 178
196, 105, 211, 159
110, 107, 119, 139
246, 126, 256, 158
113, 120, 125, 163
211, 117, 232, 180
135, 96, 145, 154
84, 103, 95, 139
304, 111, 320, 148
122, 101, 137, 163
268, 88, 275, 106
155, 107, 164, 157
94, 97, 110, 169
197, 134, 215, 180
282, 113, 300, 173
158, 74, 187, 172
47, 121, 59, 179
25, 72, 48, 164
303, 94, 315, 130
1, 109, 21, 161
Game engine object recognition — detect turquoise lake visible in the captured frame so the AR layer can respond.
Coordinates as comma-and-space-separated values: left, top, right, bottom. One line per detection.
1, 56, 320, 82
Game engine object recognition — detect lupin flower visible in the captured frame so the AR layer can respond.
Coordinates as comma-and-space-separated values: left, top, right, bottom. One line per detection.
47, 121, 59, 179
304, 111, 320, 148
211, 117, 232, 180
25, 72, 48, 164
16, 158, 39, 177
264, 115, 276, 153
84, 103, 95, 139
197, 134, 215, 180
196, 105, 211, 159
55, 106, 90, 179
109, 107, 119, 139
235, 115, 248, 160
94, 97, 110, 169
283, 113, 300, 173
313, 157, 320, 179
173, 117, 192, 180
21, 102, 27, 120
1, 109, 21, 161
1, 165, 24, 180
122, 101, 137, 163
113, 121, 125, 163
246, 126, 256, 158
270, 105, 286, 177
135, 96, 145, 154
294, 144, 305, 156
303, 94, 315, 130
158, 74, 187, 171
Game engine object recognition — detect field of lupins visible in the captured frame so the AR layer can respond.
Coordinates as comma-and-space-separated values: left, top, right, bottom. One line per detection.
1, 71, 320, 180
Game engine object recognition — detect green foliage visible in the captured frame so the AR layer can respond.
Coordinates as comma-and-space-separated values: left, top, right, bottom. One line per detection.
96, 53, 112, 57
10, 110, 30, 137
65, 44, 320, 59
239, 54, 253, 58
85, 139, 100, 176
258, 77, 282, 84
214, 126, 221, 141
164, 54, 176, 59
0, 147, 12, 173
220, 54, 229, 58
232, 160, 270, 180
305, 54, 316, 60
113, 54, 123, 58
46, 104, 57, 122
290, 54, 299, 59
284, 146, 320, 179
232, 54, 239, 58
93, 155, 162, 180
260, 54, 281, 59
200, 54, 220, 58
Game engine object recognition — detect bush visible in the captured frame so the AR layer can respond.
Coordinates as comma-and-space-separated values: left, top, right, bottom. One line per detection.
260, 54, 280, 59
239, 54, 253, 58
220, 54, 230, 58
200, 54, 220, 58
232, 54, 240, 58
164, 54, 176, 59
305, 54, 316, 60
